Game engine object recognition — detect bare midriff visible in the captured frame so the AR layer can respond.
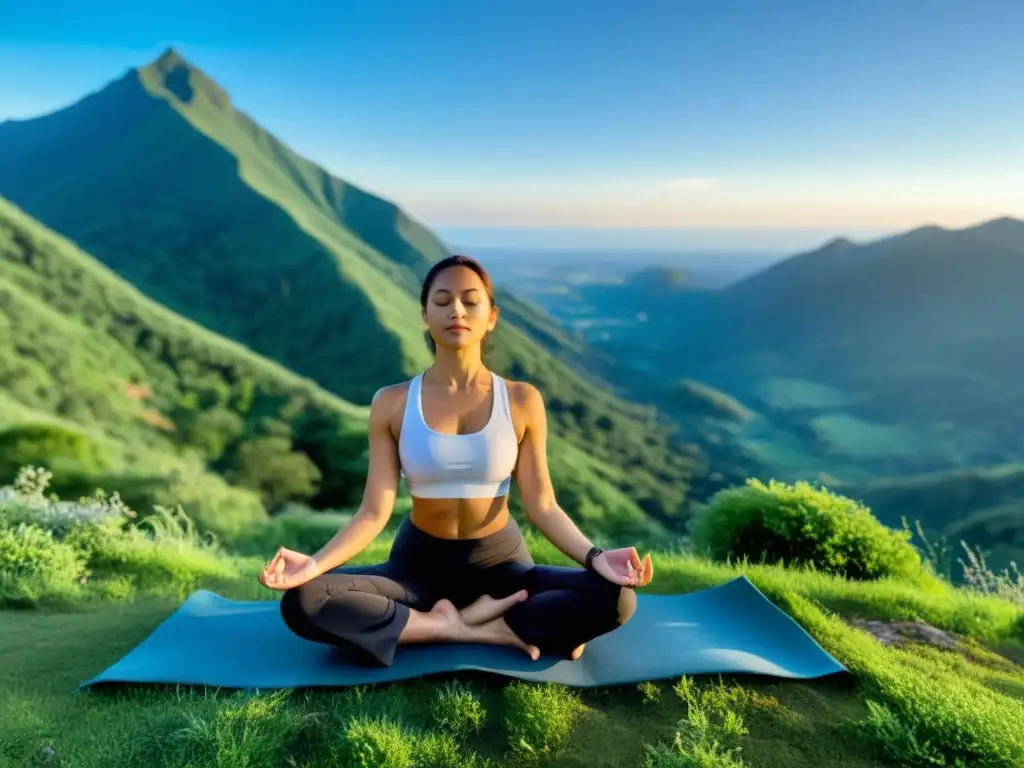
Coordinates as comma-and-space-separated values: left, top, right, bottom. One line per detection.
408, 495, 512, 540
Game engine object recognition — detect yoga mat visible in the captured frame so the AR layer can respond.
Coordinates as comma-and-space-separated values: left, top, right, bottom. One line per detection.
80, 576, 846, 691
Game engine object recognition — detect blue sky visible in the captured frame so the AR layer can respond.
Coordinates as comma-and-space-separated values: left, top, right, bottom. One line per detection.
2, 0, 1022, 250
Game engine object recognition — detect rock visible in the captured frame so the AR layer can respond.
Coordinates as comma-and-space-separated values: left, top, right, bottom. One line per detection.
849, 619, 959, 649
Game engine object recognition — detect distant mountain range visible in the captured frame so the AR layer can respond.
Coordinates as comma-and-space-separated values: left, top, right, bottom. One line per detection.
678, 216, 1024, 467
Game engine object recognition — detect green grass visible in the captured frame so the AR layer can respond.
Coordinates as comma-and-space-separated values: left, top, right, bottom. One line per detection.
3, 499, 1023, 767
3, 573, 1020, 767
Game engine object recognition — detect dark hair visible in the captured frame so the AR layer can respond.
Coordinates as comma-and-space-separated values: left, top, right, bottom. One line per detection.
420, 254, 497, 355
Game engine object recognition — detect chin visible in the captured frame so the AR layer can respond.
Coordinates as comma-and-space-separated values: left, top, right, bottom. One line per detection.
440, 331, 480, 349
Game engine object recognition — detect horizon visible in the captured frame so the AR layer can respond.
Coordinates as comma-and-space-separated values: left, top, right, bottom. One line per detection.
2, 0, 1022, 251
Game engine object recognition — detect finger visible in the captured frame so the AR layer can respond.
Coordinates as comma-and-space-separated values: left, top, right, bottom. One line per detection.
599, 559, 630, 586
629, 547, 643, 570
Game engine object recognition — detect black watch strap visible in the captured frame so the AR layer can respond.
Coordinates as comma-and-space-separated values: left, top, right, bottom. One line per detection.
585, 546, 604, 571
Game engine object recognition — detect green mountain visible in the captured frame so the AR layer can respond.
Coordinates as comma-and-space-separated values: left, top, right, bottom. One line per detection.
0, 49, 442, 404
0, 49, 714, 533
0, 195, 674, 540
853, 462, 1024, 576
594, 220, 1024, 476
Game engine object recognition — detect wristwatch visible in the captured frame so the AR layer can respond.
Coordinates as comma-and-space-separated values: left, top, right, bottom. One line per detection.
585, 546, 605, 571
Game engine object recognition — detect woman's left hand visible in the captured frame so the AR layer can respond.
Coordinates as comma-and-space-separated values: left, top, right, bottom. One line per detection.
593, 547, 654, 588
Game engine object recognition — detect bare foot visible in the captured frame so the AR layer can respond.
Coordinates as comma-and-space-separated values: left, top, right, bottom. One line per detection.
570, 644, 586, 660
460, 616, 540, 661
459, 590, 529, 625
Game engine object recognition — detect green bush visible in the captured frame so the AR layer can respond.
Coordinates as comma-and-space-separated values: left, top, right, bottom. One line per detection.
503, 682, 582, 763
0, 423, 110, 481
690, 479, 923, 581
69, 505, 244, 598
0, 523, 86, 606
642, 677, 753, 768
228, 505, 353, 557
0, 466, 253, 605
151, 466, 267, 542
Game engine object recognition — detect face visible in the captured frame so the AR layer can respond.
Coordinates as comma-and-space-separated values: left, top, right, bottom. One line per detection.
422, 266, 498, 352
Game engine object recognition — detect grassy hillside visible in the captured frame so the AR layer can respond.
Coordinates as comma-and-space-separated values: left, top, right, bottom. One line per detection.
0, 194, 376, 528
0, 49, 717, 527
0, 197, 670, 540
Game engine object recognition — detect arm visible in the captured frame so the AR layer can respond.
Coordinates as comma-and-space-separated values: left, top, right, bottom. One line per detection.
512, 383, 599, 567
309, 386, 401, 573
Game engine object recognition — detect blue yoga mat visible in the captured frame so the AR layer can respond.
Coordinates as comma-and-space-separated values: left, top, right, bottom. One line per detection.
80, 576, 846, 691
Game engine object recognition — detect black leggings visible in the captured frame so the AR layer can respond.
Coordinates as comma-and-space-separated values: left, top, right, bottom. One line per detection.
279, 516, 637, 666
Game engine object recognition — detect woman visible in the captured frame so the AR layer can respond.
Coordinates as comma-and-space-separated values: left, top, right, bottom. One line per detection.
259, 255, 654, 667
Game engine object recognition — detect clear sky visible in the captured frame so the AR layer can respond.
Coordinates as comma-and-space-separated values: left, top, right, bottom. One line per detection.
2, 0, 1022, 251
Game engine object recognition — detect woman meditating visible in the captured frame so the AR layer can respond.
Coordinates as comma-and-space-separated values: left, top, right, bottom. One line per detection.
259, 255, 654, 667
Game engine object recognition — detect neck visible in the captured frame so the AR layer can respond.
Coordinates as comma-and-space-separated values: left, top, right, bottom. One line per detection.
427, 345, 487, 388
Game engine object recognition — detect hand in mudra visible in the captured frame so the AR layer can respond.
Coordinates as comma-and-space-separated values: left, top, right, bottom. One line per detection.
259, 547, 319, 590
593, 547, 653, 588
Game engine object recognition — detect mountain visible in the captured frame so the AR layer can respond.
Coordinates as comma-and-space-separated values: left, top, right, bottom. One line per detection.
0, 48, 443, 405
0, 50, 712, 529
854, 462, 1024, 576
0, 195, 672, 541
664, 218, 1024, 473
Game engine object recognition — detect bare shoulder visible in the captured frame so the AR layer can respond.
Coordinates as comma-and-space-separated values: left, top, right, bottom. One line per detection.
369, 380, 412, 430
504, 378, 546, 416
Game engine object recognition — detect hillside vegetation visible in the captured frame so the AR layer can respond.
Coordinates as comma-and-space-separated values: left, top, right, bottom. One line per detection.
0, 49, 716, 529
0, 197, 673, 541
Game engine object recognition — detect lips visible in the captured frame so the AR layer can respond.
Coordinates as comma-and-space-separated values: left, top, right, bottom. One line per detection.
447, 325, 470, 331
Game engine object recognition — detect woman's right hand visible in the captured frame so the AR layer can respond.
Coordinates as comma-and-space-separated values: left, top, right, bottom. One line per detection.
259, 547, 320, 590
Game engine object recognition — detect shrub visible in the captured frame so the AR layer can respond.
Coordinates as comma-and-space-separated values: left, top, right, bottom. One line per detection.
0, 465, 252, 605
0, 423, 109, 481
503, 682, 582, 763
690, 479, 923, 581
151, 466, 267, 542
0, 523, 86, 606
71, 505, 243, 598
413, 731, 480, 768
228, 505, 353, 557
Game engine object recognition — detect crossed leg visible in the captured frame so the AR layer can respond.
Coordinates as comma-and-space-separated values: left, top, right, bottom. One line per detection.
279, 564, 541, 666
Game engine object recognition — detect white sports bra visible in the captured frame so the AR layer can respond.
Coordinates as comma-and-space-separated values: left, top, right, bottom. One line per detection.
398, 371, 519, 498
